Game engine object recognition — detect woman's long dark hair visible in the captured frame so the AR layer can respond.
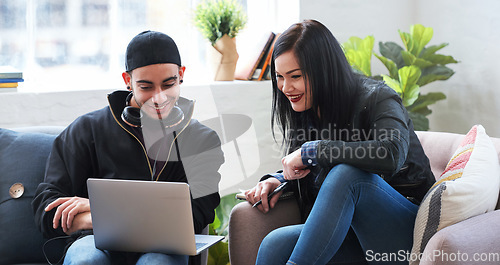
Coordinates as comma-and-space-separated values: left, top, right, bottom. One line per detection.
271, 19, 361, 152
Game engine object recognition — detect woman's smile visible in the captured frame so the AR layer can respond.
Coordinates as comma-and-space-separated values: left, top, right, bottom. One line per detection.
286, 93, 304, 103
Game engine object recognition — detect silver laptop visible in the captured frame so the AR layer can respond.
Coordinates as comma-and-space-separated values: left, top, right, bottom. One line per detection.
87, 178, 224, 255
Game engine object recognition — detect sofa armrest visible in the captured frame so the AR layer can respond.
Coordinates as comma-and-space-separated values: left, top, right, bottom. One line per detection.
420, 210, 500, 265
228, 199, 301, 265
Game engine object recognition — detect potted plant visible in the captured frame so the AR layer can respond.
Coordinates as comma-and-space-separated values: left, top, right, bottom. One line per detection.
343, 24, 458, 131
193, 0, 247, 81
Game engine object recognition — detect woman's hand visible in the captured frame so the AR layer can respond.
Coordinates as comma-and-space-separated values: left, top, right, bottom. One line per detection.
244, 177, 282, 213
45, 196, 92, 234
282, 149, 310, 180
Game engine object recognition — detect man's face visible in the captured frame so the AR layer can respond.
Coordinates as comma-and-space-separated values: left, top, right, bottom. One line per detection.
123, 63, 184, 120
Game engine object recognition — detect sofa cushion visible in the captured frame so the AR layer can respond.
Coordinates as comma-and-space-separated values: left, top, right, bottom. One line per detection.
0, 128, 64, 264
410, 125, 500, 264
421, 210, 500, 264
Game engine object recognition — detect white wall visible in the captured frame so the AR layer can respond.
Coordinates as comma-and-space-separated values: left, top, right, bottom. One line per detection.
299, 0, 500, 137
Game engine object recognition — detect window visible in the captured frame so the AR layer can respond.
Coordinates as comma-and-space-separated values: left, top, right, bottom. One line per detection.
38, 0, 67, 28
82, 0, 109, 26
0, 0, 298, 92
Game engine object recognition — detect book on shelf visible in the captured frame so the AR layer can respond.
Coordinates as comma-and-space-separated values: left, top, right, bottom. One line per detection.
0, 65, 23, 79
235, 32, 276, 81
0, 87, 18, 92
0, 82, 19, 88
257, 33, 280, 81
0, 78, 24, 83
249, 32, 278, 81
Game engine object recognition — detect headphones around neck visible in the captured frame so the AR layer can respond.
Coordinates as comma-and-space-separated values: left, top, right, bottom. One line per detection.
121, 92, 184, 128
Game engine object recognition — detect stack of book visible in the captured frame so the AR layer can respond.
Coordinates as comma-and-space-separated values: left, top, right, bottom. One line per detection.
0, 66, 24, 92
235, 32, 280, 81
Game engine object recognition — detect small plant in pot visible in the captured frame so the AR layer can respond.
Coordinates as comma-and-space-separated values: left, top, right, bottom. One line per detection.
193, 0, 247, 81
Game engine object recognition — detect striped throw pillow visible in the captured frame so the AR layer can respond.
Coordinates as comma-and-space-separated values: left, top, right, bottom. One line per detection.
410, 125, 500, 264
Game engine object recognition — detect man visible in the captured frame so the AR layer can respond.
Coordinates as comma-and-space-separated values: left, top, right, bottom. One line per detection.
32, 31, 224, 265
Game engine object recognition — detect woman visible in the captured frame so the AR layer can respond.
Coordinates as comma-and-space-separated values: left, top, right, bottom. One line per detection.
244, 20, 435, 265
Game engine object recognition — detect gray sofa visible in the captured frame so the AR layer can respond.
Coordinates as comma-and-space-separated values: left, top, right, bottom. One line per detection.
228, 131, 500, 265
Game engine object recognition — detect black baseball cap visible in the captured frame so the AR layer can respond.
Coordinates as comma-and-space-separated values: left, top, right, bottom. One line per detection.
125, 30, 181, 72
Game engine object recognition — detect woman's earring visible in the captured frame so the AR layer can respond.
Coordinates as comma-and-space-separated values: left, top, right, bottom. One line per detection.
127, 86, 131, 90
179, 80, 183, 84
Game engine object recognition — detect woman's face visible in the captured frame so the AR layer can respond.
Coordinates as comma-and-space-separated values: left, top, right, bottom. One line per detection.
275, 51, 312, 112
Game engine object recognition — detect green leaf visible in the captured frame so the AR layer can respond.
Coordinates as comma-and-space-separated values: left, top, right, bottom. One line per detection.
399, 31, 414, 54
420, 43, 448, 58
406, 92, 446, 113
403, 84, 420, 106
382, 75, 402, 94
418, 65, 455, 86
408, 111, 430, 131
401, 52, 434, 69
374, 53, 398, 79
210, 210, 221, 232
361, 36, 375, 50
343, 36, 360, 50
398, 65, 421, 89
412, 58, 434, 69
401, 51, 416, 66
343, 36, 374, 76
398, 66, 421, 106
409, 105, 432, 116
379, 41, 405, 68
423, 54, 458, 65
208, 241, 230, 265
410, 24, 433, 57
214, 193, 240, 237
405, 92, 446, 131
345, 50, 371, 76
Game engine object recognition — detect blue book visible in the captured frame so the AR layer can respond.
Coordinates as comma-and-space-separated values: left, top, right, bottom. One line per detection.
0, 78, 24, 83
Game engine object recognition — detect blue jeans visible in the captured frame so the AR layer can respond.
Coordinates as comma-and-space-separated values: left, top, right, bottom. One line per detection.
256, 164, 419, 265
63, 235, 189, 265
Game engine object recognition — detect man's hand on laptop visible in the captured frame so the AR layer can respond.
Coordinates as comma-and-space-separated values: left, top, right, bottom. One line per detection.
45, 197, 92, 234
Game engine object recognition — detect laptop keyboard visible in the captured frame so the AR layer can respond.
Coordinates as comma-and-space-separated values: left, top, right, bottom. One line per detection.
196, 242, 209, 249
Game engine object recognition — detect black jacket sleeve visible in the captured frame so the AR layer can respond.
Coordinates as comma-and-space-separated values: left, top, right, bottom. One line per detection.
32, 117, 95, 238
191, 193, 220, 233
316, 92, 410, 177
